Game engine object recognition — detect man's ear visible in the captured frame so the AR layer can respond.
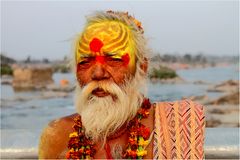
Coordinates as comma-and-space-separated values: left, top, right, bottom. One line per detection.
140, 57, 148, 73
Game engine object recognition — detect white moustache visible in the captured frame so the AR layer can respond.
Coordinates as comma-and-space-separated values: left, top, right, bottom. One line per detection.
80, 81, 125, 103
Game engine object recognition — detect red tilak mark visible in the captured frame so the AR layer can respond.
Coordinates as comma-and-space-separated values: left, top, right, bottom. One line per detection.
121, 53, 130, 66
89, 38, 104, 53
96, 56, 105, 64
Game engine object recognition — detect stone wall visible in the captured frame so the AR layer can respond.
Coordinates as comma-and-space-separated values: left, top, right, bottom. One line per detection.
12, 65, 54, 90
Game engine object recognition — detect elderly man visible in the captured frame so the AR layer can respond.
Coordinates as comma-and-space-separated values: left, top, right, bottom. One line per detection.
39, 11, 205, 159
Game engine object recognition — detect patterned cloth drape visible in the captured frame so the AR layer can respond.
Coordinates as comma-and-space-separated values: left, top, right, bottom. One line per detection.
153, 100, 205, 159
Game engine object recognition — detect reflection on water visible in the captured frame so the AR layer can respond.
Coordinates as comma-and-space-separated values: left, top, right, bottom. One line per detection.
0, 65, 238, 149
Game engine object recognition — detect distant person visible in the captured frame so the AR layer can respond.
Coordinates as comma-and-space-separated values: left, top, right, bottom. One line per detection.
39, 11, 205, 159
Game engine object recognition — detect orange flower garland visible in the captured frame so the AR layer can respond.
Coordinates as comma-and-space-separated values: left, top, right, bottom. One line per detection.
65, 116, 96, 159
66, 98, 151, 159
122, 98, 151, 159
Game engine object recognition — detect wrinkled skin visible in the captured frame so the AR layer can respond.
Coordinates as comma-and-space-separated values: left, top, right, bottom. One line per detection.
38, 16, 153, 159
76, 53, 135, 96
38, 41, 153, 159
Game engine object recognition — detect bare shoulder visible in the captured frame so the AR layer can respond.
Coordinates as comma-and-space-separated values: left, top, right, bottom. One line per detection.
48, 113, 77, 129
38, 113, 78, 159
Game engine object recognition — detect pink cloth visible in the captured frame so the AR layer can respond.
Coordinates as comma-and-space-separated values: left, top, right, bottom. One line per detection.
153, 100, 205, 159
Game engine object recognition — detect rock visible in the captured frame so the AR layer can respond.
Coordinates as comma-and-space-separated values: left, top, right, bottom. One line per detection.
184, 95, 208, 101
209, 108, 227, 114
12, 64, 54, 90
207, 80, 239, 93
182, 95, 210, 104
206, 118, 222, 127
217, 123, 239, 127
1, 75, 13, 85
205, 104, 239, 114
1, 79, 12, 85
205, 104, 239, 127
211, 112, 239, 127
207, 92, 239, 105
150, 77, 185, 84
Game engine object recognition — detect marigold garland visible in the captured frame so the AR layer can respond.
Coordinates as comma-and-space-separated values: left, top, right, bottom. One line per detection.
122, 98, 151, 159
65, 116, 96, 159
66, 98, 151, 159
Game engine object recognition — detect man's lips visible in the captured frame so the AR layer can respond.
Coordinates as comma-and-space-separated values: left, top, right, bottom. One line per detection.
92, 88, 110, 97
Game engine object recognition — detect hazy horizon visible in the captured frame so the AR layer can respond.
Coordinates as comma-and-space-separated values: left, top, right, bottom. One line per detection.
1, 1, 239, 60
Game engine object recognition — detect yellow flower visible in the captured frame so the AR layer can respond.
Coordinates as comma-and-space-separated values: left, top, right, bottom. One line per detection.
138, 137, 149, 146
137, 150, 147, 157
69, 132, 78, 138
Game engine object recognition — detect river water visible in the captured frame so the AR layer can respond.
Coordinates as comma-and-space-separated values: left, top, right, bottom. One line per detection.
0, 65, 238, 151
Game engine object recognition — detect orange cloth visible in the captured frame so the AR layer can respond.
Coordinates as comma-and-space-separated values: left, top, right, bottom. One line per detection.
60, 79, 69, 86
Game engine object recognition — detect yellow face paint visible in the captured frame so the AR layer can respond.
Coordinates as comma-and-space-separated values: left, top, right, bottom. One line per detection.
75, 20, 136, 69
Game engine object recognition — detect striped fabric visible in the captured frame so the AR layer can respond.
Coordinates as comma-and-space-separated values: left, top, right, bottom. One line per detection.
153, 100, 205, 159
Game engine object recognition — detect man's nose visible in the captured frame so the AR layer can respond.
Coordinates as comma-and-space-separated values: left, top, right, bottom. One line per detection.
91, 64, 110, 81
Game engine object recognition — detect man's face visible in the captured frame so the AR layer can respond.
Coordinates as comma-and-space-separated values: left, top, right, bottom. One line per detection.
74, 20, 145, 141
76, 21, 136, 97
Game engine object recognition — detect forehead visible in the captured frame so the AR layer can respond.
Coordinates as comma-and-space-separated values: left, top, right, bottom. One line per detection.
76, 20, 135, 55
85, 21, 126, 42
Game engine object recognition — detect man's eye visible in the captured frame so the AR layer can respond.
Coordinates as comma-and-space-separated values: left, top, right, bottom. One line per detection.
79, 60, 90, 64
79, 57, 94, 65
77, 59, 93, 70
109, 57, 123, 62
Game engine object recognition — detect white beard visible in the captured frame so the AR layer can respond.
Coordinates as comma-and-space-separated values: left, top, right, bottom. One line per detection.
74, 65, 146, 142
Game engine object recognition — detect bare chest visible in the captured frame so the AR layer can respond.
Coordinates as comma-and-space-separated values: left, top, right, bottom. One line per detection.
92, 133, 153, 159
59, 106, 155, 159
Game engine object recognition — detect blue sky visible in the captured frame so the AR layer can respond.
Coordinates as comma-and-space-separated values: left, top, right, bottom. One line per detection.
1, 0, 239, 60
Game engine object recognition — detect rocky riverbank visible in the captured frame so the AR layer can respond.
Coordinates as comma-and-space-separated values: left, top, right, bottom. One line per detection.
184, 80, 239, 127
